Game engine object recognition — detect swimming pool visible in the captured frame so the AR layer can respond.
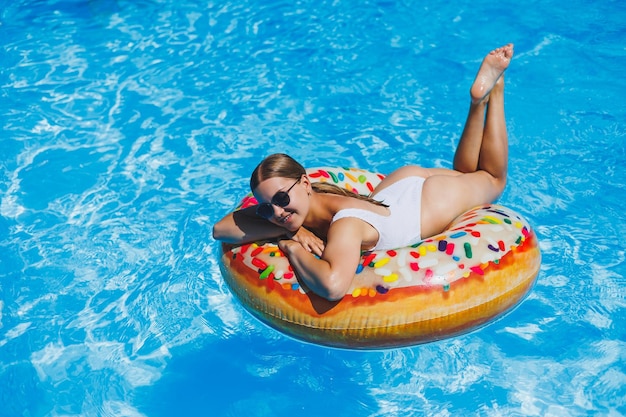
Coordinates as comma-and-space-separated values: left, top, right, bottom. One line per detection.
1, 0, 624, 415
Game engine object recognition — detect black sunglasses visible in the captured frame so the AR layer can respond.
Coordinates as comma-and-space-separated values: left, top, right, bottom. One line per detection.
256, 178, 301, 219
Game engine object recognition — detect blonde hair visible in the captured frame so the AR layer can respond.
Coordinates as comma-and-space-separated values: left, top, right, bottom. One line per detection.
250, 153, 387, 207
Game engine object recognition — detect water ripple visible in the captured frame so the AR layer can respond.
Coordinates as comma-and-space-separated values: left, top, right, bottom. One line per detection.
1, 0, 625, 416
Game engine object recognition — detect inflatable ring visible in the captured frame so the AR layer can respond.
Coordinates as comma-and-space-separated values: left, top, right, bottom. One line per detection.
219, 167, 541, 349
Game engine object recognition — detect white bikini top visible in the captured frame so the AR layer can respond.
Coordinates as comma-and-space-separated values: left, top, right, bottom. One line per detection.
331, 176, 425, 250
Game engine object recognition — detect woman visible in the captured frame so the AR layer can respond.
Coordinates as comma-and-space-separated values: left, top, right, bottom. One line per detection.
213, 43, 514, 301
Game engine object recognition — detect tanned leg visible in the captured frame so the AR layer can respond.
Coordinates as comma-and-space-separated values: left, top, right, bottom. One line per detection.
478, 76, 508, 188
453, 43, 514, 174
453, 100, 488, 173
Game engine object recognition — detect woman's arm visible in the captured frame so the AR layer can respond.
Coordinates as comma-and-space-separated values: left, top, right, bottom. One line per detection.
278, 219, 363, 301
212, 206, 288, 244
213, 207, 326, 254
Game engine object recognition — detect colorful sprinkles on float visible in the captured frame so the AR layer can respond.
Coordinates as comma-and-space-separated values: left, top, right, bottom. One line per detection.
219, 167, 541, 349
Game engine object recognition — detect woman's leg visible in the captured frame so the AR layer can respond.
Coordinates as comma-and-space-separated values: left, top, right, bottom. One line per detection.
419, 44, 513, 238
453, 43, 514, 174
453, 100, 488, 173
376, 44, 514, 199
477, 75, 508, 187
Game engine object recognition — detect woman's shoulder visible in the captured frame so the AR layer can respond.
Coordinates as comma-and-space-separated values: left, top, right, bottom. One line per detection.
327, 213, 381, 251
330, 193, 389, 216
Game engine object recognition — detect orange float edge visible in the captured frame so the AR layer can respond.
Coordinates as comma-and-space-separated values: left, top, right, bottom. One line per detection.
219, 230, 541, 350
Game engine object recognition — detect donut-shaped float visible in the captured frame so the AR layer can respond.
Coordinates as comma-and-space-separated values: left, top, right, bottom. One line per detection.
219, 167, 541, 349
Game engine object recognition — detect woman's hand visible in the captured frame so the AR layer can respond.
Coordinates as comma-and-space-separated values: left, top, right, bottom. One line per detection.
281, 227, 325, 256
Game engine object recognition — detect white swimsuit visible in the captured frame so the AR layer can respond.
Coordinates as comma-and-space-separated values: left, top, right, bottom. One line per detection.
331, 176, 425, 250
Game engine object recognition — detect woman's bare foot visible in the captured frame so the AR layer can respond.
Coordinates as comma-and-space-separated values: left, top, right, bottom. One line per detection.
470, 44, 514, 103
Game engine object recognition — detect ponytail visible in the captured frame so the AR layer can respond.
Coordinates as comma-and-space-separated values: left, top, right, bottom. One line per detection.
251, 153, 387, 207
311, 182, 388, 207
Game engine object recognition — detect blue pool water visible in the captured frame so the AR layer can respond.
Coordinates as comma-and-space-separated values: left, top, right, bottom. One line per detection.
1, 0, 625, 415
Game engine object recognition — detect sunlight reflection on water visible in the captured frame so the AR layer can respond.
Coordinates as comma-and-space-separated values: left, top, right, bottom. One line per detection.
1, 0, 625, 416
